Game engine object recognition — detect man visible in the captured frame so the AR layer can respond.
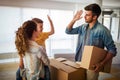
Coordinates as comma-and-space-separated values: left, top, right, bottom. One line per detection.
65, 3, 117, 80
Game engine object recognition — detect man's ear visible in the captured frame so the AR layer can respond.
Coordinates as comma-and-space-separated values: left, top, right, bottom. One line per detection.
93, 15, 97, 20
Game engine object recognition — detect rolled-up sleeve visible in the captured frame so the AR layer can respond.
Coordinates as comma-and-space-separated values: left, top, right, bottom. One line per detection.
103, 29, 117, 56
65, 26, 81, 34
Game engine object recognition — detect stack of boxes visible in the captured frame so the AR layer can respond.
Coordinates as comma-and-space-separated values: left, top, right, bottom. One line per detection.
50, 58, 86, 80
50, 46, 112, 80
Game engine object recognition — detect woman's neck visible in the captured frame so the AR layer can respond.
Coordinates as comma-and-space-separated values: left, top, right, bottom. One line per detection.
31, 34, 37, 41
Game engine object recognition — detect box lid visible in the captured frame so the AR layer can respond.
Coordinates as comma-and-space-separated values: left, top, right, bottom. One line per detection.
62, 60, 80, 68
56, 57, 80, 68
50, 59, 77, 73
56, 57, 67, 62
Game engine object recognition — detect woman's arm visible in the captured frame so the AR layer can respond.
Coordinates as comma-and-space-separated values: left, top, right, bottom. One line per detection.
19, 55, 24, 69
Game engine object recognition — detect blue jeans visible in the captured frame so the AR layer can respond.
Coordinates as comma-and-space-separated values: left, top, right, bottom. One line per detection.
16, 68, 22, 80
16, 66, 51, 80
44, 66, 51, 80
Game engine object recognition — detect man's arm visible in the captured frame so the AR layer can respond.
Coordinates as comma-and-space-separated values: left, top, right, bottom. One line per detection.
94, 52, 114, 72
100, 52, 114, 65
67, 10, 83, 30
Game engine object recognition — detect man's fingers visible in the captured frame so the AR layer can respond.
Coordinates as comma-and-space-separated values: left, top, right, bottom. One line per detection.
79, 10, 83, 15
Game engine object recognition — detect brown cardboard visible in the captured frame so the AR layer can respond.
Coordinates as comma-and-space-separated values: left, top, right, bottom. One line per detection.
80, 46, 112, 73
50, 58, 86, 80
54, 53, 75, 61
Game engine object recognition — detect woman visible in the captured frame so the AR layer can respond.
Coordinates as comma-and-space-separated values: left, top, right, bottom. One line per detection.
32, 16, 54, 80
15, 20, 50, 80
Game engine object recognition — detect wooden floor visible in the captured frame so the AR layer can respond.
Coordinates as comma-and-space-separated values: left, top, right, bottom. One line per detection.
99, 64, 120, 80
0, 62, 18, 80
0, 62, 120, 80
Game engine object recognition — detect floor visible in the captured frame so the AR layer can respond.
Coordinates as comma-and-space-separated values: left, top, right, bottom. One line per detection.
0, 62, 18, 80
0, 62, 120, 80
99, 64, 120, 80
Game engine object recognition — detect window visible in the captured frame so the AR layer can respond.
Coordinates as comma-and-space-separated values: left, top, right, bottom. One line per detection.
102, 9, 120, 42
49, 10, 74, 56
0, 6, 21, 53
22, 8, 75, 56
0, 6, 75, 57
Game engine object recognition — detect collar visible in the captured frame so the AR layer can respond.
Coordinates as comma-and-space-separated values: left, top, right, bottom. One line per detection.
84, 21, 99, 30
28, 40, 40, 52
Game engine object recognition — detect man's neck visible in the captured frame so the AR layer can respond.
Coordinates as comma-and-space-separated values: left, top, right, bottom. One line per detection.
89, 20, 97, 29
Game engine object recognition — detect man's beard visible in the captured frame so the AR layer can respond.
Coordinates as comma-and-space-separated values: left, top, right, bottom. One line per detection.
85, 19, 93, 23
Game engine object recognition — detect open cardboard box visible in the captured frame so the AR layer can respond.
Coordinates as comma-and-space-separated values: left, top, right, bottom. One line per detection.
80, 46, 112, 73
50, 57, 86, 80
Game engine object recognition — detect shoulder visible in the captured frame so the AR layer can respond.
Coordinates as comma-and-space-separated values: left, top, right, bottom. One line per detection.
39, 32, 49, 38
28, 40, 41, 52
95, 22, 110, 32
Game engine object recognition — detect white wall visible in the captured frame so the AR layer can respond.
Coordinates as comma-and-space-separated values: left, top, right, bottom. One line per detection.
0, 0, 75, 10
102, 0, 120, 8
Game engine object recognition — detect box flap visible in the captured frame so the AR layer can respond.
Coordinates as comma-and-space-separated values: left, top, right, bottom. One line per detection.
62, 60, 80, 68
50, 59, 77, 73
76, 62, 81, 65
56, 57, 67, 62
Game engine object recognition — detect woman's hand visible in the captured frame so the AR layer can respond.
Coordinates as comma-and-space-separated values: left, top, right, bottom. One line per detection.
19, 55, 24, 69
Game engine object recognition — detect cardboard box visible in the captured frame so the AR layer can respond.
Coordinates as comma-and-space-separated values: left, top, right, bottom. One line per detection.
50, 58, 86, 80
80, 46, 112, 73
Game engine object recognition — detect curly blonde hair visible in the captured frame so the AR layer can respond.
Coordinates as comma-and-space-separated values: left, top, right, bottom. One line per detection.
15, 20, 37, 57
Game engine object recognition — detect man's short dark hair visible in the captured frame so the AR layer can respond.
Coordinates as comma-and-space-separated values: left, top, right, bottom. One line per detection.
84, 3, 101, 17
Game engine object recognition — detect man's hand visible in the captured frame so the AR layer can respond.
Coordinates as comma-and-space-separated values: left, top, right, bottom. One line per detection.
66, 10, 83, 30
93, 63, 104, 73
73, 10, 83, 21
93, 53, 114, 73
